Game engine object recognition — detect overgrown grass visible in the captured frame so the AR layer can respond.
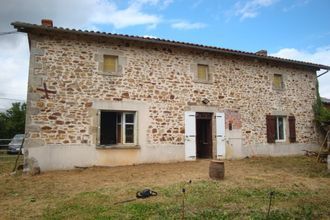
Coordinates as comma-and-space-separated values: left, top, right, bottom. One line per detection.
0, 154, 23, 174
43, 180, 330, 219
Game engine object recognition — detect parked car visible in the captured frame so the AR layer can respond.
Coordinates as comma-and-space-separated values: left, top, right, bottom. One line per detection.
7, 134, 25, 154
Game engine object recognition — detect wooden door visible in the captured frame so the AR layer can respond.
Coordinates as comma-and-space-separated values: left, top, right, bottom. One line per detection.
185, 111, 196, 160
196, 118, 212, 158
216, 112, 225, 159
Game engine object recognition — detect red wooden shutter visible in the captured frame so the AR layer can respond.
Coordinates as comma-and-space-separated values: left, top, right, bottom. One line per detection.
288, 116, 296, 143
266, 115, 276, 143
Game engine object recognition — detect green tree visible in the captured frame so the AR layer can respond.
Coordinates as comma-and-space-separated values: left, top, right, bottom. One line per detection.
0, 102, 26, 139
313, 80, 330, 132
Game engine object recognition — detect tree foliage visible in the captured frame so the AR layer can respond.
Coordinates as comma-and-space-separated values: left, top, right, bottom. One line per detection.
313, 81, 330, 131
0, 102, 26, 139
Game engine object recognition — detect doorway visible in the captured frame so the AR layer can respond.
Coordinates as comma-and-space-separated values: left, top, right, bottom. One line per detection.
196, 112, 212, 158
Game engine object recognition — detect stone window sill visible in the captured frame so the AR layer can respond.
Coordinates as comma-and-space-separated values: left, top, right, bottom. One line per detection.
274, 140, 292, 145
98, 71, 123, 77
274, 140, 288, 144
193, 79, 213, 84
272, 86, 285, 91
96, 144, 140, 149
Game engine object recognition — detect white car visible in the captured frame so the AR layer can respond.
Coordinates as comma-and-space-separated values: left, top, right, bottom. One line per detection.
7, 134, 25, 154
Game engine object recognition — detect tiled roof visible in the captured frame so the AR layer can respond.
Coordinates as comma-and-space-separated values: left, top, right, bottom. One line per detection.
11, 21, 330, 71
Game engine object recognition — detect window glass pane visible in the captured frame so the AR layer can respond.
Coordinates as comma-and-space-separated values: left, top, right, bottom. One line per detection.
278, 117, 284, 140
104, 55, 117, 72
125, 124, 134, 143
125, 113, 134, 123
273, 74, 282, 89
197, 64, 208, 80
100, 111, 117, 145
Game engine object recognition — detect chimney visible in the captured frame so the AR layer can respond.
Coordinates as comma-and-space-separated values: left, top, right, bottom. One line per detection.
256, 50, 267, 56
41, 19, 53, 27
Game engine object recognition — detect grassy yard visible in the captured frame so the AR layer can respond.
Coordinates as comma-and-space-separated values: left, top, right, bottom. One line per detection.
0, 151, 24, 174
0, 155, 329, 219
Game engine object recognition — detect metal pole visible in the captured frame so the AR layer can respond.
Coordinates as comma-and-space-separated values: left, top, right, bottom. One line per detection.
181, 188, 185, 219
267, 191, 275, 219
12, 137, 25, 172
317, 70, 329, 78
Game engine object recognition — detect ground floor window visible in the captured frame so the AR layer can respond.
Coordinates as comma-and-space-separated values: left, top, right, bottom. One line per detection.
266, 115, 295, 143
275, 116, 285, 141
100, 111, 136, 145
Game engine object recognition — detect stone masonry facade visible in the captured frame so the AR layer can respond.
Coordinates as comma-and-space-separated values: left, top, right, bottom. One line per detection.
22, 30, 319, 170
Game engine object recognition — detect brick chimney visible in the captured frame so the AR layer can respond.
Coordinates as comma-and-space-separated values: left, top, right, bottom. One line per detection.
41, 19, 53, 27
256, 50, 267, 56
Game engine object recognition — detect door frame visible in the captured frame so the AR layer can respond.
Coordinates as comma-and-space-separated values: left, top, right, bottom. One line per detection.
184, 110, 226, 160
196, 112, 213, 158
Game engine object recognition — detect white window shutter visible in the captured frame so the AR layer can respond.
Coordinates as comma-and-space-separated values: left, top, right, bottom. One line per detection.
184, 111, 196, 160
97, 110, 101, 145
216, 112, 225, 159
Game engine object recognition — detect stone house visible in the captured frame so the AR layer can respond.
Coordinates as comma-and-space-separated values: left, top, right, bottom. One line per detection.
12, 20, 330, 171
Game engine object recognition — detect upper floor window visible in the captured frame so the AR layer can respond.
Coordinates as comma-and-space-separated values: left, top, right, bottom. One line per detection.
192, 62, 213, 84
197, 64, 209, 81
273, 74, 284, 90
103, 55, 118, 73
98, 49, 127, 76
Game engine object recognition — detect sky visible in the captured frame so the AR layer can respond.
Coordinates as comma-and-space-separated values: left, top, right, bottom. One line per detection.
0, 0, 330, 110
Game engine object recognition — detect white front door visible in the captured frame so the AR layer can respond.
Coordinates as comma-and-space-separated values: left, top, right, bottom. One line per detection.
216, 112, 225, 159
184, 111, 196, 160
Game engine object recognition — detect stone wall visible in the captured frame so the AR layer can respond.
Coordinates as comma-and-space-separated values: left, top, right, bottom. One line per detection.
24, 32, 319, 170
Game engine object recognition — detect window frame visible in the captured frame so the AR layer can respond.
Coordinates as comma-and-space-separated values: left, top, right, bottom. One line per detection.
192, 62, 213, 84
98, 110, 137, 146
273, 74, 284, 90
275, 116, 286, 142
197, 64, 209, 81
97, 49, 126, 76
103, 55, 118, 73
122, 112, 136, 144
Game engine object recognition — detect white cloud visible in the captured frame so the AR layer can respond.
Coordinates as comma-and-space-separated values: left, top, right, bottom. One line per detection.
282, 0, 309, 12
233, 0, 277, 20
0, 0, 205, 109
191, 0, 204, 9
0, 0, 163, 31
130, 0, 171, 7
136, 0, 173, 9
143, 35, 158, 38
0, 0, 166, 109
162, 0, 174, 9
90, 2, 161, 29
270, 46, 330, 98
0, 33, 29, 109
171, 21, 206, 30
